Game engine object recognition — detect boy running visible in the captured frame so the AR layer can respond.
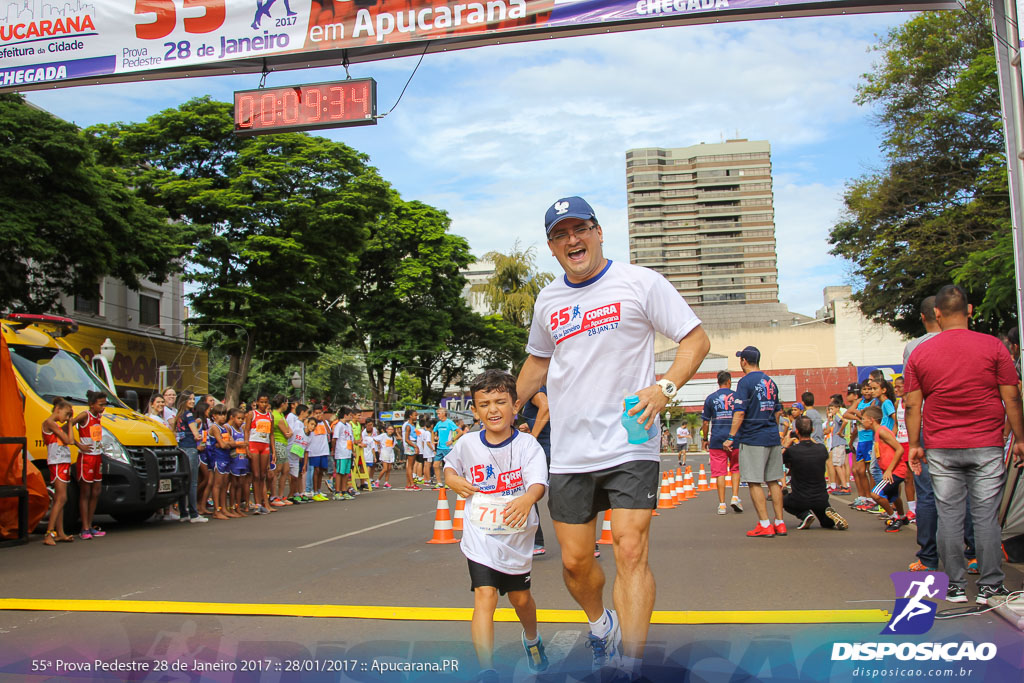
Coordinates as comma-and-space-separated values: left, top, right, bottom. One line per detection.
444, 370, 549, 679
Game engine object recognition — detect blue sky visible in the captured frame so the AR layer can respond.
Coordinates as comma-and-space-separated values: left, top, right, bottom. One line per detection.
26, 11, 911, 316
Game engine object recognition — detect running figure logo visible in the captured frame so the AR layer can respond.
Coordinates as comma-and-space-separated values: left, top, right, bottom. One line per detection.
883, 571, 949, 635
252, 0, 297, 29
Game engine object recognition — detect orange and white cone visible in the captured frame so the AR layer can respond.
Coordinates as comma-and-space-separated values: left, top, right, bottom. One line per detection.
452, 494, 466, 532
426, 488, 458, 544
597, 509, 614, 545
697, 465, 710, 492
709, 475, 718, 491
657, 472, 675, 509
670, 469, 681, 505
684, 467, 695, 500
674, 468, 684, 503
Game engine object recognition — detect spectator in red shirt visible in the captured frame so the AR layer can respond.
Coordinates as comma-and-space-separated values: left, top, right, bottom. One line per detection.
903, 285, 1024, 606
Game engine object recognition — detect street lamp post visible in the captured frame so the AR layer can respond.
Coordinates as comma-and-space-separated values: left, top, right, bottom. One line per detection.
290, 366, 306, 404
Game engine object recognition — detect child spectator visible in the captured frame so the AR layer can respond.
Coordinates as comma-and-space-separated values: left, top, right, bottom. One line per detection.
825, 395, 850, 495
287, 404, 310, 503
333, 407, 354, 500
443, 370, 549, 679
782, 416, 849, 531
245, 393, 274, 515
226, 408, 250, 516
70, 390, 108, 539
288, 415, 313, 503
376, 424, 396, 488
42, 398, 81, 545
307, 405, 331, 501
892, 375, 917, 520
859, 406, 908, 531
801, 392, 824, 445
195, 400, 214, 516
208, 404, 234, 519
843, 380, 880, 510
421, 418, 439, 488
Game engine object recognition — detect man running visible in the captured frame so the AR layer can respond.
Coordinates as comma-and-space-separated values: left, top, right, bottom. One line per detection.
517, 196, 709, 680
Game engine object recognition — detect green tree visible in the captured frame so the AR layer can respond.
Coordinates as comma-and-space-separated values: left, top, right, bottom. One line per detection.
827, 1, 1011, 335
342, 196, 474, 409
0, 93, 184, 312
89, 97, 392, 406
474, 241, 554, 327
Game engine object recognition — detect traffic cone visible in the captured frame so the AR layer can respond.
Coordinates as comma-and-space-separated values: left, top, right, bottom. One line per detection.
657, 472, 675, 509
670, 469, 681, 505
684, 467, 695, 500
452, 494, 466, 532
697, 465, 710, 492
597, 510, 614, 545
426, 488, 458, 544
709, 475, 718, 491
674, 468, 684, 503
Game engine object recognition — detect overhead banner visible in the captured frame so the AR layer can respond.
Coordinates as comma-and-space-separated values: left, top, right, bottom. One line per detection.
0, 0, 955, 92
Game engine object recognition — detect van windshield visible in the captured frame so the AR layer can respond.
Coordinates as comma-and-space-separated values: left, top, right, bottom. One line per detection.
9, 344, 123, 407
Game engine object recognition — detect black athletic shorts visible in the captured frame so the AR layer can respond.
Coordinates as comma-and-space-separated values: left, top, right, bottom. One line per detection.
548, 460, 660, 524
467, 559, 531, 595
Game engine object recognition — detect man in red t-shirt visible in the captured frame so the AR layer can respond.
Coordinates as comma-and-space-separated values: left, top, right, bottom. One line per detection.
903, 285, 1024, 606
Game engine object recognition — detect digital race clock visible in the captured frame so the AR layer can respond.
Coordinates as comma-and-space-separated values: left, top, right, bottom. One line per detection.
233, 78, 377, 135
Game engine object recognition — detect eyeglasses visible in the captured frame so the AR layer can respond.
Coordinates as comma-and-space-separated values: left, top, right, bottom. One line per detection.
548, 224, 597, 244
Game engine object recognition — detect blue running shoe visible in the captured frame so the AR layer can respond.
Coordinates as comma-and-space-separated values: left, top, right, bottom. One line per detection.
522, 632, 549, 672
585, 609, 621, 670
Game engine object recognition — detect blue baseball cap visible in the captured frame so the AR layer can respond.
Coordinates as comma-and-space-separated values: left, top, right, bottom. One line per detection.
735, 346, 761, 364
545, 196, 597, 235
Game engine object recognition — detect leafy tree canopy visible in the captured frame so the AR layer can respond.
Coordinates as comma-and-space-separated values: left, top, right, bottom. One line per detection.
828, 1, 1013, 335
0, 93, 184, 312
88, 97, 392, 405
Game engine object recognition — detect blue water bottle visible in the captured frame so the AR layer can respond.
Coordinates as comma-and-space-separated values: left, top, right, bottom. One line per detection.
621, 395, 649, 444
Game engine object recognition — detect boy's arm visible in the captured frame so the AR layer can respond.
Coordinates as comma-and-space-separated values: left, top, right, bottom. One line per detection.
503, 483, 546, 528
443, 468, 479, 498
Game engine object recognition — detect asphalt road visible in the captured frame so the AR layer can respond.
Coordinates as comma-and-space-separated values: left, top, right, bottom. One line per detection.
1, 453, 1021, 682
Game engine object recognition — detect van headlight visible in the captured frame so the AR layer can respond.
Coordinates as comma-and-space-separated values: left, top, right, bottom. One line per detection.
100, 428, 130, 465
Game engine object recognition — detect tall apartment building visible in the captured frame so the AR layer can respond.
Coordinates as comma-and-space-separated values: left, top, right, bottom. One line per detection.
626, 139, 780, 309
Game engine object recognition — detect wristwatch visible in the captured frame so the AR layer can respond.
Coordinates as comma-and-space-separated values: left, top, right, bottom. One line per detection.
656, 379, 678, 398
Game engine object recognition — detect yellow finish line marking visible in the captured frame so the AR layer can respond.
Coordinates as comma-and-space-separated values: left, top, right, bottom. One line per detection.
0, 599, 888, 624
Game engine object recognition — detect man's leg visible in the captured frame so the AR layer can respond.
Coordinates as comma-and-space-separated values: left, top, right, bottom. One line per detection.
926, 449, 969, 588
913, 462, 939, 568
748, 483, 769, 521
610, 508, 655, 659
964, 447, 1006, 588
765, 480, 785, 521
553, 518, 605, 622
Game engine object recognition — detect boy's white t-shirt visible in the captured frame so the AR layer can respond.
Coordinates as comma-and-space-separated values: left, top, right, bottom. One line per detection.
526, 260, 701, 474
286, 413, 304, 447
377, 432, 396, 462
308, 420, 330, 457
417, 427, 430, 454
362, 429, 375, 463
444, 430, 548, 575
332, 421, 353, 459
421, 429, 435, 458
